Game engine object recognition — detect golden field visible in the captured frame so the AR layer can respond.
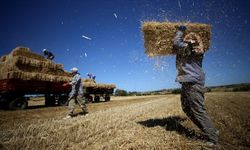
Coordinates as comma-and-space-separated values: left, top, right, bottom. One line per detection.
0, 93, 249, 150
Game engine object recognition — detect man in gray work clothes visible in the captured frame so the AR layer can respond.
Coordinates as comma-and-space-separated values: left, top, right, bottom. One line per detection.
173, 26, 219, 146
63, 67, 88, 119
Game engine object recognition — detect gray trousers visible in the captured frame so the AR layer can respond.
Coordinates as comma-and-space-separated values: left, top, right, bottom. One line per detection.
68, 95, 88, 116
181, 82, 218, 143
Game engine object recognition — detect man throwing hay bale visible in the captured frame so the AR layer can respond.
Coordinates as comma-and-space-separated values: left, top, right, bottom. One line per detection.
142, 22, 219, 147
173, 25, 218, 146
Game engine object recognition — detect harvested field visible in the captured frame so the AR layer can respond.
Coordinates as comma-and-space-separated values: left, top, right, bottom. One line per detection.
142, 22, 211, 57
0, 92, 249, 150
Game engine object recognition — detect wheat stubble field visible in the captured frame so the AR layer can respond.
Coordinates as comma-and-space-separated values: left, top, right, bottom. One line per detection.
0, 93, 249, 150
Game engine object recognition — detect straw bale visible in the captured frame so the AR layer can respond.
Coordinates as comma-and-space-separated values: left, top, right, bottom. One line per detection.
14, 56, 62, 69
0, 56, 67, 76
109, 84, 116, 89
81, 79, 116, 89
0, 55, 6, 62
0, 47, 71, 82
83, 82, 96, 88
0, 71, 71, 82
16, 56, 63, 69
0, 61, 19, 73
0, 47, 115, 86
96, 84, 106, 89
83, 78, 95, 82
11, 47, 46, 61
95, 83, 116, 89
142, 22, 211, 57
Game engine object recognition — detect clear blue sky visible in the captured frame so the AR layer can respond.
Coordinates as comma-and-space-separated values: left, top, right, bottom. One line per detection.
0, 0, 250, 92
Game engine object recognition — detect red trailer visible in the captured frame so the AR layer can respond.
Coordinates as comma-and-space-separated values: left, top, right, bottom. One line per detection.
0, 78, 116, 110
0, 47, 115, 110
0, 79, 71, 110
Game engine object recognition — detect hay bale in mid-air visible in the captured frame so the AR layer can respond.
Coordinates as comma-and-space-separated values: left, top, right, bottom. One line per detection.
142, 22, 212, 57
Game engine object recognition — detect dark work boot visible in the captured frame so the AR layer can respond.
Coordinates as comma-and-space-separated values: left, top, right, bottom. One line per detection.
80, 105, 88, 116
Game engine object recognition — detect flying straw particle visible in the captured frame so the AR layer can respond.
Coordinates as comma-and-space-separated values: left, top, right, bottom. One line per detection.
84, 53, 87, 57
178, 0, 182, 10
114, 13, 118, 19
81, 35, 92, 40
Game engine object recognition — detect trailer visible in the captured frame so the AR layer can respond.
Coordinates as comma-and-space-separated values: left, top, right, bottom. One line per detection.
82, 79, 116, 103
84, 86, 114, 103
0, 78, 115, 110
0, 47, 116, 110
0, 79, 70, 110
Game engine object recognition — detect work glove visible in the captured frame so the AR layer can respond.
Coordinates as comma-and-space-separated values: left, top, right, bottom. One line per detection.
178, 25, 186, 32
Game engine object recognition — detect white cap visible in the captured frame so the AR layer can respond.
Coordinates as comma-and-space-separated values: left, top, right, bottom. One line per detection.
71, 67, 78, 73
43, 49, 47, 52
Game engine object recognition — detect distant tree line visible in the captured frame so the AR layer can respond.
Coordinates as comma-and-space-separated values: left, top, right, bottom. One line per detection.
232, 84, 250, 92
114, 89, 128, 96
114, 89, 158, 96
114, 88, 182, 96
171, 88, 181, 94
114, 83, 250, 96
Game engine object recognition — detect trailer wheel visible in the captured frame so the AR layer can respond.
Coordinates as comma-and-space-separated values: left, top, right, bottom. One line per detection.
45, 94, 56, 106
8, 98, 28, 110
94, 96, 100, 102
87, 96, 93, 103
58, 95, 68, 106
105, 96, 110, 102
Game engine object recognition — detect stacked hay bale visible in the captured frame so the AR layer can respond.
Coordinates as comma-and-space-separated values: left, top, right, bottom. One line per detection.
142, 22, 212, 57
82, 78, 116, 89
0, 47, 71, 82
97, 83, 116, 89
82, 79, 96, 88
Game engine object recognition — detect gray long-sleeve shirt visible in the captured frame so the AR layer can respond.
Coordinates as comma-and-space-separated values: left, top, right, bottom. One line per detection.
69, 73, 83, 97
173, 31, 205, 85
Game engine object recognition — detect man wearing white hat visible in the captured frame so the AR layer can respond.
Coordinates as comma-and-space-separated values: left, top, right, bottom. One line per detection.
63, 67, 88, 119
